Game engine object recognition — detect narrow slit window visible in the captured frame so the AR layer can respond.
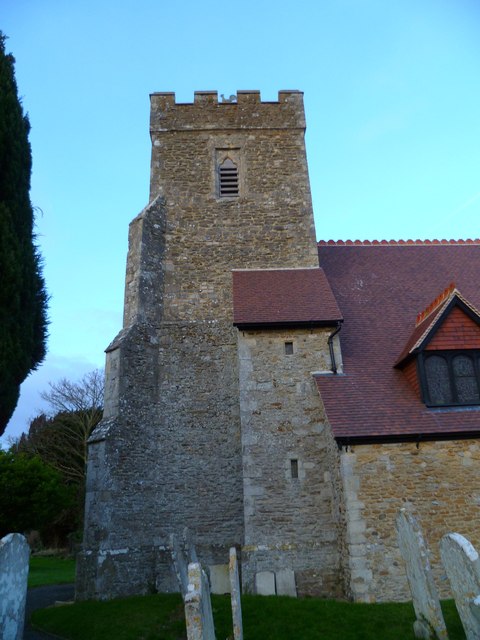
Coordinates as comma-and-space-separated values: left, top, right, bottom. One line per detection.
219, 158, 239, 197
290, 459, 298, 479
285, 341, 294, 355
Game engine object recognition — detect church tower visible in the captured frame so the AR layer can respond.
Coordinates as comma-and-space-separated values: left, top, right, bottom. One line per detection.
77, 90, 324, 599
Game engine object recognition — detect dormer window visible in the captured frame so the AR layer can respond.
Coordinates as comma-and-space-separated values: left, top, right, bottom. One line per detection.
219, 158, 239, 197
421, 351, 480, 406
395, 285, 480, 408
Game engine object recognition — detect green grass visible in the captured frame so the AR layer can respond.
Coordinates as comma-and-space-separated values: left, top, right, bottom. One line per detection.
31, 593, 465, 640
28, 556, 76, 588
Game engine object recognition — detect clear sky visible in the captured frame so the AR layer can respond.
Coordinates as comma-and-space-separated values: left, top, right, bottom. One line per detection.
2, 0, 480, 445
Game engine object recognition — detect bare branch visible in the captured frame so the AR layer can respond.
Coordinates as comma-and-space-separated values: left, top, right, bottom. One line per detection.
22, 369, 104, 485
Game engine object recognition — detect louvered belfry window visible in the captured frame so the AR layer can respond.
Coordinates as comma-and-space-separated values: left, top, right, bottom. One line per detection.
219, 158, 239, 197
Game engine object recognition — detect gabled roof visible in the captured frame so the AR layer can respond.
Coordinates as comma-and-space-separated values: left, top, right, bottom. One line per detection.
395, 285, 480, 367
315, 240, 480, 443
232, 268, 342, 328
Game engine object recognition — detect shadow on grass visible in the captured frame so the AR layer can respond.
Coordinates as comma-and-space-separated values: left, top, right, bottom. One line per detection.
32, 593, 466, 640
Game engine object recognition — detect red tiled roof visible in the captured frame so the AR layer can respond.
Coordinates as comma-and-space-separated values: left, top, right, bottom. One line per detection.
232, 268, 342, 327
395, 287, 480, 366
316, 241, 480, 442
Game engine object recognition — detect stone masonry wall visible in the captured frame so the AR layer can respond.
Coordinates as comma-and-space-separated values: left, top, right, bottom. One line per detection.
78, 90, 320, 600
340, 439, 480, 603
238, 328, 344, 597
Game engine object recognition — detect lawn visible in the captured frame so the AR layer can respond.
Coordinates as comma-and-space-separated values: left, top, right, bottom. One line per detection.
32, 593, 465, 640
28, 555, 76, 588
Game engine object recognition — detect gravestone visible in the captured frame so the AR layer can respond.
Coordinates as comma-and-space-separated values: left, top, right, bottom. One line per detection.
170, 528, 199, 598
209, 564, 230, 594
0, 533, 30, 640
184, 562, 216, 640
183, 527, 198, 563
229, 547, 243, 640
255, 571, 276, 595
276, 568, 297, 597
440, 532, 480, 640
396, 509, 448, 640
170, 533, 189, 597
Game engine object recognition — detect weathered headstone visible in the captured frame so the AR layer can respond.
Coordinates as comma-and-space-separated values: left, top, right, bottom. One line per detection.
229, 547, 243, 640
440, 532, 480, 640
0, 533, 30, 640
183, 527, 198, 563
170, 528, 200, 597
170, 533, 189, 597
184, 562, 216, 640
396, 509, 448, 640
276, 568, 297, 597
255, 570, 276, 595
209, 564, 230, 594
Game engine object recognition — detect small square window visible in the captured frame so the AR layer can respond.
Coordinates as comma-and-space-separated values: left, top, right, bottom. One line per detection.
285, 341, 294, 355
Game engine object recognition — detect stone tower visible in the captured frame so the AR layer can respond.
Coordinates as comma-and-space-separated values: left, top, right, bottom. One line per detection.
76, 90, 324, 600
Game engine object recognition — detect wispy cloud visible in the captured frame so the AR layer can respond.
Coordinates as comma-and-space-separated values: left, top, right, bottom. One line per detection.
356, 109, 411, 143
448, 191, 480, 218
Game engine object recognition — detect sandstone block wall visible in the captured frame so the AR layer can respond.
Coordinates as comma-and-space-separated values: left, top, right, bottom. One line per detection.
238, 328, 344, 597
340, 439, 480, 602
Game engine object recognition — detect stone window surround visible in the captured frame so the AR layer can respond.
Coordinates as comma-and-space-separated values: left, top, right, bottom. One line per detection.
284, 341, 294, 355
213, 144, 244, 200
285, 455, 306, 481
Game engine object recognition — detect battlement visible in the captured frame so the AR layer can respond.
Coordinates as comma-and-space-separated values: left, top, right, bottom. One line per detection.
150, 90, 306, 132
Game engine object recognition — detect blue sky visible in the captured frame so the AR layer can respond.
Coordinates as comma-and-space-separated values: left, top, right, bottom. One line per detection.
2, 0, 480, 444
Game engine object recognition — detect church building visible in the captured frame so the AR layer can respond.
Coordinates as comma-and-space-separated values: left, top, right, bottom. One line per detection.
77, 90, 480, 603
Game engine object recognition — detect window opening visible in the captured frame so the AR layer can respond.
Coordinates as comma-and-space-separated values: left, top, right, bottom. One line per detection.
422, 350, 480, 406
285, 341, 294, 355
219, 158, 239, 197
290, 459, 299, 479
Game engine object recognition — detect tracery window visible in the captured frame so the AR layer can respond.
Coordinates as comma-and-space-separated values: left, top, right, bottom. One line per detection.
421, 350, 480, 406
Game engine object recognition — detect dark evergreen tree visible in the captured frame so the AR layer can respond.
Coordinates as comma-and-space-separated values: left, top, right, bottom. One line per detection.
0, 33, 48, 434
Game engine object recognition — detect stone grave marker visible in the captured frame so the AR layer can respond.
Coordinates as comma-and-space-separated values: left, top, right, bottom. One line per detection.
210, 564, 230, 594
0, 533, 30, 640
183, 527, 198, 563
396, 508, 448, 640
255, 570, 276, 595
184, 561, 216, 640
276, 568, 297, 597
170, 533, 189, 597
229, 547, 243, 640
170, 528, 199, 598
440, 532, 480, 640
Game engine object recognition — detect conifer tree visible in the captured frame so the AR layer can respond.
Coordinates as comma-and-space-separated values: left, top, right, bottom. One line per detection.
0, 33, 48, 434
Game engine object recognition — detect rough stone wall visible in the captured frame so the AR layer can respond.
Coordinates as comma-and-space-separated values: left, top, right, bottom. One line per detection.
77, 90, 320, 600
340, 439, 480, 602
238, 328, 344, 597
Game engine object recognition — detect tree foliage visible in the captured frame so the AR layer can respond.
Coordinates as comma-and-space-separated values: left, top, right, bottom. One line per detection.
0, 32, 48, 434
10, 370, 104, 544
16, 370, 104, 484
0, 450, 74, 539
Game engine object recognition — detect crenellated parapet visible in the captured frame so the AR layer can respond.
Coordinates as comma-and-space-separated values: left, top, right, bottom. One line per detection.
150, 90, 306, 133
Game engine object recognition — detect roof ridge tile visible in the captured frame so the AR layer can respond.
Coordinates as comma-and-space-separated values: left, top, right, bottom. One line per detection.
415, 283, 456, 326
317, 239, 480, 246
